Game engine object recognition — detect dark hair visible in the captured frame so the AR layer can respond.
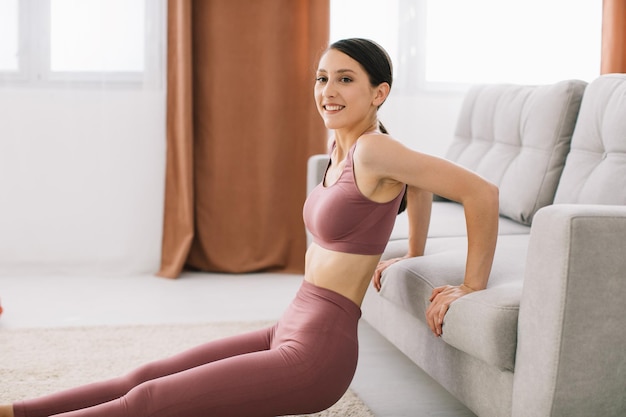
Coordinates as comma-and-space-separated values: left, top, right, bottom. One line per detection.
329, 38, 393, 92
329, 39, 406, 213
328, 38, 393, 133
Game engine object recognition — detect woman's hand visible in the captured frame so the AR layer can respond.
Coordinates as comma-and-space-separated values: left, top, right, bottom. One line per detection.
426, 284, 475, 337
372, 256, 410, 291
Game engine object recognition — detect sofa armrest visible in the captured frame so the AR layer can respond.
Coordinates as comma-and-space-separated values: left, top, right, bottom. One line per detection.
306, 154, 329, 247
512, 204, 626, 417
307, 154, 329, 195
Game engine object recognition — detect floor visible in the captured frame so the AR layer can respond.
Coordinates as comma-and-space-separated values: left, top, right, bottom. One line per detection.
0, 272, 476, 417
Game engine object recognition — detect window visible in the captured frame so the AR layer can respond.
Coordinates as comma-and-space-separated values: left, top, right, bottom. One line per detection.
421, 0, 602, 89
330, 0, 603, 93
50, 0, 145, 73
0, 0, 165, 87
0, 0, 19, 71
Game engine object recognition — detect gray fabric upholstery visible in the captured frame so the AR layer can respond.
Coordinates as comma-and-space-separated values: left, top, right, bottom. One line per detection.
380, 235, 528, 371
306, 154, 331, 247
362, 287, 515, 417
390, 201, 530, 241
306, 154, 329, 195
512, 204, 626, 417
554, 74, 626, 204
447, 80, 586, 224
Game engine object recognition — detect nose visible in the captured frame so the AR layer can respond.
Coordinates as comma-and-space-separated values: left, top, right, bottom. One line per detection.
322, 82, 336, 98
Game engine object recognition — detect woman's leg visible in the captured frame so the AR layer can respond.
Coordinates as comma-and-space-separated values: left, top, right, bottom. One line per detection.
12, 327, 274, 417
46, 320, 358, 417
11, 281, 362, 417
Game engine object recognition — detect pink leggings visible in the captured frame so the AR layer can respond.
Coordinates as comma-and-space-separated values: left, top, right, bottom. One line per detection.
13, 281, 361, 417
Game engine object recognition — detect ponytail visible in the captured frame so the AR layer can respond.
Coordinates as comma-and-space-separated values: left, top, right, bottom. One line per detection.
378, 120, 389, 134
397, 187, 408, 214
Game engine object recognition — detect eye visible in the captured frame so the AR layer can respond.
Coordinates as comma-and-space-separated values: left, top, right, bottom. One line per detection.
339, 77, 353, 83
316, 76, 328, 83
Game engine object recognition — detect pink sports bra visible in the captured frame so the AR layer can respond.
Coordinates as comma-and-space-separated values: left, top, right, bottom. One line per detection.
303, 141, 405, 255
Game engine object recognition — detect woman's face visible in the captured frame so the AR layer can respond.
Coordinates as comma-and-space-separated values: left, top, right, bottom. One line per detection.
314, 49, 381, 131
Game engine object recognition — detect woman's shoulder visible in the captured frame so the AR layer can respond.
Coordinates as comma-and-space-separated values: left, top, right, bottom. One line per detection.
353, 134, 412, 182
355, 133, 406, 161
353, 133, 409, 195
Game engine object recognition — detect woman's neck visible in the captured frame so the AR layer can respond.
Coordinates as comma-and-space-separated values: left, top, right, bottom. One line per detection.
333, 120, 379, 157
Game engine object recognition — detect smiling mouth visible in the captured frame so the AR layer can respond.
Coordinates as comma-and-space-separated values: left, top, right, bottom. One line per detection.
324, 105, 345, 111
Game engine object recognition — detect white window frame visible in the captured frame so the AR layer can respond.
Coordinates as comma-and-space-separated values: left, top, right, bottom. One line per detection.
0, 0, 165, 89
0, 0, 25, 82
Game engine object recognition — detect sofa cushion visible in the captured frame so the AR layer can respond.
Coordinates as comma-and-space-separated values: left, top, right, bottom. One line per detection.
379, 234, 528, 371
554, 74, 626, 204
390, 201, 530, 242
446, 80, 587, 225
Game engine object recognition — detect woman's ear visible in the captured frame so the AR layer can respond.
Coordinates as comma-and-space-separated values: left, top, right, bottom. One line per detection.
373, 82, 391, 107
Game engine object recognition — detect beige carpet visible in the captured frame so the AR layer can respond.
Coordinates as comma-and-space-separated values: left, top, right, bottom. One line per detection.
0, 322, 374, 416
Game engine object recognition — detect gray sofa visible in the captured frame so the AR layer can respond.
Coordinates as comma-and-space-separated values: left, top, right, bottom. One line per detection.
307, 74, 626, 417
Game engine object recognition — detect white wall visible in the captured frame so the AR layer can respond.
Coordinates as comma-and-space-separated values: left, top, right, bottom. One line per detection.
379, 91, 464, 157
0, 87, 458, 279
0, 88, 166, 276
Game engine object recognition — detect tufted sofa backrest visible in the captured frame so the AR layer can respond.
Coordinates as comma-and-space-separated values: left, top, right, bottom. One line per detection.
446, 80, 587, 225
554, 74, 626, 205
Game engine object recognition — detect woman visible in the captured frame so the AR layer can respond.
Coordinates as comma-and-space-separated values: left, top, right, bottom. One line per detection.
0, 38, 498, 417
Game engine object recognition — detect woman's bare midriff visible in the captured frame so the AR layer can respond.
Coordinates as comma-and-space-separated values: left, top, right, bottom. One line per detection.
304, 243, 382, 307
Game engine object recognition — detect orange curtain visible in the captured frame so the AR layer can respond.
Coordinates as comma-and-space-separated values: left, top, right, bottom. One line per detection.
158, 0, 329, 278
159, 0, 329, 278
158, 0, 195, 279
601, 0, 626, 74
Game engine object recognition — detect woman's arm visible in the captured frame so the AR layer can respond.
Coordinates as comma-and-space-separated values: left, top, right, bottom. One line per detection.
405, 185, 433, 257
358, 135, 499, 336
372, 185, 432, 291
425, 177, 498, 336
